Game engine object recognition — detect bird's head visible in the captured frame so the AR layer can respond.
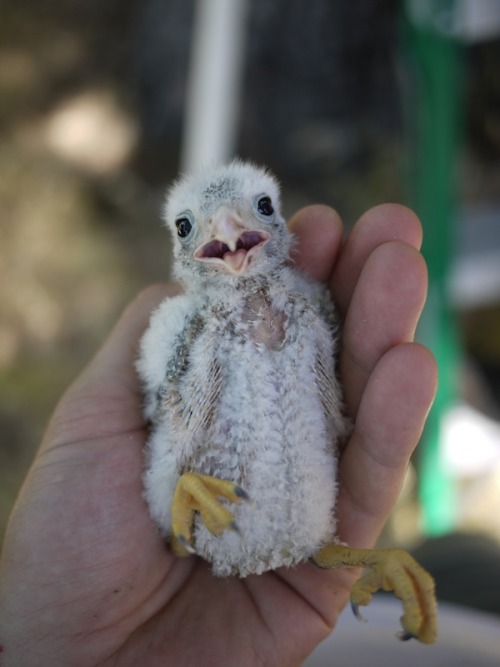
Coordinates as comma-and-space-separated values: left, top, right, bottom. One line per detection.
163, 161, 293, 287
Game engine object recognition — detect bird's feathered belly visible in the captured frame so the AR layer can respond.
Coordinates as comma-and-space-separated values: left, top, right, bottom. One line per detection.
178, 306, 339, 576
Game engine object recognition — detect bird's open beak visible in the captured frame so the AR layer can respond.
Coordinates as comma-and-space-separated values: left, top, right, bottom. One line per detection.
194, 206, 270, 275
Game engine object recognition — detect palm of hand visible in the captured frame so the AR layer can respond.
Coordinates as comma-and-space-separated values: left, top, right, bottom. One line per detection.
0, 205, 436, 667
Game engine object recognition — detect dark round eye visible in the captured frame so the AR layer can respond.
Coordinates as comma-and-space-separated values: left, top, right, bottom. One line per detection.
257, 196, 274, 217
176, 217, 192, 238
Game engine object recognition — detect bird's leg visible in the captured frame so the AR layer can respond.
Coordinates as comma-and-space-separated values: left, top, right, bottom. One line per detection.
170, 472, 248, 557
312, 544, 437, 644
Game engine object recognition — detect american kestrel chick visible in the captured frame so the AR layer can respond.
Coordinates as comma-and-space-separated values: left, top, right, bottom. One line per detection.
137, 161, 437, 643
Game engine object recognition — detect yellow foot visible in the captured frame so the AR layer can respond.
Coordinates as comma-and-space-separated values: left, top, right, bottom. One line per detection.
170, 472, 249, 557
312, 544, 437, 644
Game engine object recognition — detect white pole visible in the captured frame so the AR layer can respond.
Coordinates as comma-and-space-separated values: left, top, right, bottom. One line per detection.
181, 0, 248, 172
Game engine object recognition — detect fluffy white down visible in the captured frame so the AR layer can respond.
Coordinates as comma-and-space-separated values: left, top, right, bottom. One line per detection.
164, 160, 280, 235
137, 161, 349, 577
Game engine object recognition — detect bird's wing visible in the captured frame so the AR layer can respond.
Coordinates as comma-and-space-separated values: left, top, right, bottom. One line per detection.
314, 349, 347, 434
137, 293, 201, 421
287, 276, 349, 443
312, 299, 352, 448
162, 327, 224, 435
137, 293, 223, 433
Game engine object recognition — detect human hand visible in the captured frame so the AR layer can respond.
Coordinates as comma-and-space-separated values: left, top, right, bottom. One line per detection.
0, 204, 437, 666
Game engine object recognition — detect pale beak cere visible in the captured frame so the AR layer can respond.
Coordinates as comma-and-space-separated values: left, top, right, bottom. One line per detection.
194, 206, 270, 275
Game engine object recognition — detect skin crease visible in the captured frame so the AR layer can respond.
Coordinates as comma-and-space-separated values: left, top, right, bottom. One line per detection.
0, 204, 437, 667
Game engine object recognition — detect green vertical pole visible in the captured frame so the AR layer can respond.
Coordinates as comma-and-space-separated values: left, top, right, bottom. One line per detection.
402, 1, 463, 536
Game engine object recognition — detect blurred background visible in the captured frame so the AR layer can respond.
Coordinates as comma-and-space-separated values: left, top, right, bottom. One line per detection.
1, 0, 500, 621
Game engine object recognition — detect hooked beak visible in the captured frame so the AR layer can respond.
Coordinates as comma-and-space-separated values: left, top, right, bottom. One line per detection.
194, 206, 270, 275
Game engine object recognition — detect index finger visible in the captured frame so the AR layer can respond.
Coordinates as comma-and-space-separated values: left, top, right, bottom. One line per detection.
288, 204, 344, 282
331, 204, 423, 315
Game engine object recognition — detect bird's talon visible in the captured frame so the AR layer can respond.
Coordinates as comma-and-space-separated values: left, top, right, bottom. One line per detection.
351, 601, 367, 623
312, 544, 437, 644
176, 535, 196, 554
171, 473, 245, 549
234, 486, 250, 501
397, 630, 417, 642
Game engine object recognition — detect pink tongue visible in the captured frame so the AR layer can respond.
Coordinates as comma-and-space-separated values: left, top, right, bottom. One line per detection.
223, 248, 247, 272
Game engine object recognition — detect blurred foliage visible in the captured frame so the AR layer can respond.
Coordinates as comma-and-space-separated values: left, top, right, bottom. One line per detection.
0, 0, 172, 541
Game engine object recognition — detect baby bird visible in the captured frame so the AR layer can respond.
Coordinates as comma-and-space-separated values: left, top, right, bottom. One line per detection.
137, 161, 437, 643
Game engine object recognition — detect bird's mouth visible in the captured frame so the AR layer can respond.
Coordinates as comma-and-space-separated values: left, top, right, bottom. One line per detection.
194, 231, 270, 275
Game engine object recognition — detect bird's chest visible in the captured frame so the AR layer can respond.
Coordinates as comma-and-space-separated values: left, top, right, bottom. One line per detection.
235, 293, 288, 351
203, 292, 308, 384
178, 293, 326, 479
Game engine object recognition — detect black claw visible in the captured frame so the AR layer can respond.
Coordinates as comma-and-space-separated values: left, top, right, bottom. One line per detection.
397, 630, 417, 642
230, 521, 241, 534
351, 601, 367, 623
234, 486, 250, 501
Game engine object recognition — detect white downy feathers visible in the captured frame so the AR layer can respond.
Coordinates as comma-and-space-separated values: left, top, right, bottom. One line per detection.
137, 160, 349, 577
